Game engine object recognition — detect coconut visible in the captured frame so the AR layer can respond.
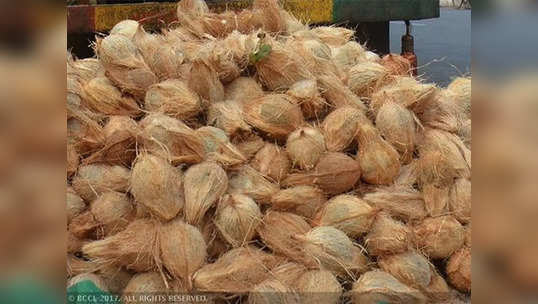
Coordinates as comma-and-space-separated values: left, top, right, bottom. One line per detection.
237, 10, 264, 34
286, 39, 341, 79
233, 133, 265, 160
311, 26, 354, 46
90, 191, 134, 236
83, 116, 139, 166
72, 164, 130, 201
447, 77, 471, 118
98, 265, 133, 294
419, 89, 466, 133
67, 186, 86, 223
281, 9, 307, 33
214, 194, 262, 247
370, 76, 437, 114
67, 254, 96, 277
378, 251, 432, 289
82, 77, 140, 116
464, 224, 471, 247
356, 124, 401, 185
139, 113, 205, 164
187, 61, 225, 104
295, 270, 342, 304
200, 216, 229, 261
207, 100, 251, 136
364, 51, 381, 62
196, 40, 241, 83
351, 270, 427, 304
82, 219, 159, 272
287, 79, 327, 119
218, 31, 260, 69
159, 218, 207, 286
163, 26, 198, 44
394, 160, 419, 186
347, 62, 389, 97
421, 183, 450, 217
446, 247, 471, 293
196, 126, 247, 167
381, 54, 412, 76
313, 195, 377, 237
363, 186, 427, 222
244, 94, 305, 139
286, 127, 326, 170
229, 165, 279, 202
317, 74, 367, 110
201, 11, 241, 38
252, 0, 287, 33
321, 106, 368, 152
122, 272, 167, 303
144, 79, 201, 120
251, 143, 291, 182
68, 116, 105, 155
283, 152, 361, 195
459, 119, 471, 148
413, 215, 465, 259
365, 212, 411, 256
375, 101, 417, 164
72, 58, 104, 84
423, 270, 451, 302
257, 211, 310, 262
131, 154, 184, 221
69, 211, 100, 239
448, 179, 471, 224
193, 246, 280, 293
67, 231, 86, 254
331, 41, 367, 71
248, 279, 300, 304
67, 273, 108, 292
225, 76, 264, 105
270, 186, 326, 219
270, 262, 308, 286
110, 20, 139, 39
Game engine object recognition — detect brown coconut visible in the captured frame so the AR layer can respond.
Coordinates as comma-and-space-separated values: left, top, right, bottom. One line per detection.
214, 194, 262, 247
283, 152, 361, 195
72, 164, 130, 201
448, 178, 471, 224
207, 100, 251, 136
69, 211, 100, 239
363, 186, 428, 222
200, 216, 229, 261
82, 218, 159, 272
193, 246, 280, 293
464, 223, 471, 247
351, 270, 427, 304
183, 161, 228, 225
251, 142, 291, 182
381, 54, 412, 76
68, 116, 105, 155
72, 58, 105, 84
248, 279, 300, 304
311, 26, 354, 46
296, 270, 342, 304
348, 61, 389, 97
67, 143, 79, 178
394, 160, 419, 186
131, 154, 184, 221
317, 74, 367, 110
322, 106, 368, 152
244, 94, 305, 139
287, 79, 327, 119
90, 191, 134, 236
459, 118, 471, 149
98, 265, 133, 294
144, 79, 201, 120
375, 101, 417, 164
356, 124, 401, 185
447, 77, 471, 118
270, 262, 308, 286
281, 9, 307, 33
378, 251, 432, 289
252, 0, 287, 33
270, 186, 327, 219
413, 215, 465, 259
313, 195, 378, 237
233, 133, 265, 160
67, 254, 96, 277
159, 218, 207, 285
139, 113, 204, 164
331, 41, 367, 72
370, 76, 437, 114
122, 272, 167, 303
195, 39, 241, 83
421, 183, 450, 217
83, 116, 140, 166
229, 165, 279, 202
67, 187, 86, 224
423, 270, 451, 302
110, 20, 139, 39
187, 61, 225, 104
364, 51, 382, 62
67, 231, 86, 254
419, 89, 466, 133
196, 126, 247, 167
225, 76, 264, 106
286, 39, 341, 80
257, 211, 311, 262
286, 127, 326, 170
68, 273, 109, 291
446, 247, 471, 293
365, 212, 411, 256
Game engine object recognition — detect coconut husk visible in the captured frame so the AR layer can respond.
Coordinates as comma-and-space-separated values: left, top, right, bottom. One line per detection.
317, 74, 366, 110
131, 153, 184, 221
321, 106, 368, 152
248, 279, 300, 304
159, 218, 207, 287
270, 262, 308, 286
193, 246, 281, 293
446, 247, 471, 293
110, 20, 139, 39
68, 273, 109, 291
458, 119, 471, 149
186, 61, 225, 105
378, 251, 432, 289
413, 215, 465, 259
295, 270, 342, 304
331, 41, 367, 72
356, 124, 401, 185
90, 191, 135, 237
365, 212, 410, 256
364, 51, 381, 63
370, 76, 437, 114
257, 211, 311, 263
281, 9, 307, 33
283, 152, 361, 195
72, 58, 105, 84
83, 116, 139, 166
286, 126, 326, 170
217, 31, 260, 69
214, 194, 262, 247
225, 76, 265, 106
163, 26, 198, 45
421, 183, 450, 217
447, 77, 471, 119
208, 100, 251, 136
144, 79, 202, 120
233, 133, 265, 160
351, 270, 427, 304
347, 62, 389, 97
381, 54, 412, 76
313, 195, 377, 237
122, 272, 167, 303
68, 116, 105, 156
270, 186, 326, 219
82, 218, 160, 272
310, 26, 354, 46
97, 265, 133, 294
139, 113, 205, 164
375, 101, 417, 164
69, 211, 99, 239
176, 0, 209, 37
199, 215, 229, 261
418, 89, 466, 133
286, 80, 328, 119
286, 39, 341, 79
67, 186, 86, 224
196, 39, 242, 83
251, 142, 291, 182
251, 0, 286, 33
183, 161, 228, 225
236, 9, 264, 34
67, 231, 86, 254
72, 164, 130, 201
363, 186, 427, 222
196, 126, 247, 167
201, 11, 240, 38
394, 160, 419, 186
67, 254, 96, 277
244, 94, 305, 139
423, 270, 451, 302
464, 223, 471, 247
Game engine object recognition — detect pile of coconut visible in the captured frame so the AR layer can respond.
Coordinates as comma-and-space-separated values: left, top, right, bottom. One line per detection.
67, 0, 471, 302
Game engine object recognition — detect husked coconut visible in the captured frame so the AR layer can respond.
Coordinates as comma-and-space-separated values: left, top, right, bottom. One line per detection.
423, 270, 451, 302
449, 178, 471, 224
311, 26, 354, 46
446, 247, 471, 293
378, 251, 432, 289
67, 254, 95, 276
67, 187, 86, 223
365, 212, 410, 256
225, 77, 264, 105
251, 143, 291, 182
351, 270, 427, 304
90, 191, 134, 236
447, 77, 471, 118
122, 273, 167, 304
248, 279, 300, 304
110, 20, 139, 39
270, 186, 327, 219
421, 183, 450, 217
286, 127, 326, 170
375, 101, 417, 164
413, 216, 465, 259
195, 40, 241, 83
370, 76, 437, 114
196, 126, 247, 167
286, 39, 341, 80
233, 134, 265, 160
287, 79, 327, 119
363, 186, 427, 222
332, 41, 367, 71
82, 77, 141, 116
317, 74, 367, 110
97, 265, 133, 294
295, 270, 342, 304
207, 100, 251, 136
71, 58, 104, 83
69, 211, 100, 239
214, 194, 262, 247
72, 164, 130, 201
187, 61, 225, 104
348, 62, 389, 97
270, 262, 308, 286
67, 143, 79, 177
418, 89, 466, 133
229, 165, 279, 202
464, 223, 471, 247
322, 106, 368, 152
144, 79, 201, 120
68, 116, 105, 155
381, 54, 412, 76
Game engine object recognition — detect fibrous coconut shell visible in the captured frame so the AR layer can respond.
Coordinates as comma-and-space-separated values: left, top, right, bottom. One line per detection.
68, 116, 105, 156
331, 41, 367, 72
71, 58, 105, 84
207, 100, 251, 136
449, 178, 471, 224
375, 101, 417, 164
188, 61, 225, 104
214, 194, 262, 247
418, 89, 466, 133
195, 39, 241, 83
363, 186, 427, 222
421, 183, 450, 217
322, 106, 368, 152
447, 77, 471, 118
233, 133, 265, 160
413, 215, 465, 259
270, 262, 308, 286
144, 79, 201, 120
67, 186, 86, 224
196, 126, 247, 167
423, 270, 451, 302
270, 185, 327, 219
365, 212, 411, 256
378, 251, 432, 289
110, 20, 139, 39
90, 191, 134, 236
72, 164, 130, 201
370, 76, 437, 114
225, 77, 264, 106
381, 54, 412, 76
287, 79, 327, 119
122, 272, 167, 303
347, 62, 389, 97
464, 223, 471, 247
351, 270, 427, 304
229, 165, 279, 202
317, 74, 367, 110
446, 247, 471, 293
251, 142, 291, 182
286, 127, 326, 170
311, 26, 354, 46
69, 211, 100, 239
67, 254, 96, 277
248, 279, 300, 304
97, 265, 133, 294
295, 270, 342, 304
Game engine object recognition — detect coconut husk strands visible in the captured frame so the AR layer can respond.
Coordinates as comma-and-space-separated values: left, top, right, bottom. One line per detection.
229, 165, 279, 202
321, 106, 368, 152
286, 126, 326, 170
286, 79, 328, 119
363, 186, 428, 222
144, 79, 201, 120
214, 194, 262, 247
365, 211, 411, 256
250, 142, 291, 182
270, 185, 326, 219
351, 270, 427, 304
196, 126, 247, 167
72, 164, 130, 201
207, 100, 251, 136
